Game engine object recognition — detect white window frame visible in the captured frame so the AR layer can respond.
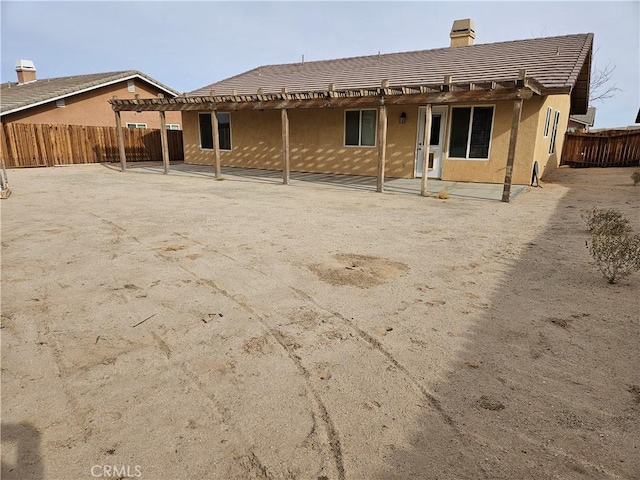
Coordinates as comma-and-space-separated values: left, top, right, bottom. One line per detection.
447, 104, 495, 161
126, 122, 147, 129
344, 109, 377, 148
548, 110, 561, 155
127, 80, 135, 93
165, 124, 180, 130
543, 107, 552, 137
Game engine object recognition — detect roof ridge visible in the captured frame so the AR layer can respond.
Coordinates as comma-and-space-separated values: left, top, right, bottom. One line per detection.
191, 66, 264, 95
250, 32, 593, 70
1, 69, 179, 115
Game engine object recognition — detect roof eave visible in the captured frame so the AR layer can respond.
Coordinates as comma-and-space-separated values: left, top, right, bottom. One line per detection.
1, 73, 179, 117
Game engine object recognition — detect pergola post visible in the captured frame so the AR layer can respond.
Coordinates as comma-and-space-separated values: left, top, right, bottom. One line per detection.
114, 109, 127, 172
420, 103, 433, 197
501, 97, 524, 203
159, 110, 170, 174
281, 108, 290, 185
376, 103, 388, 193
211, 110, 221, 178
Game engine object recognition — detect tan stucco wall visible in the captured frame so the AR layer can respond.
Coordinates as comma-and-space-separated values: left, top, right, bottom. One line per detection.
2, 80, 181, 128
182, 95, 572, 184
529, 94, 572, 180
439, 99, 539, 184
183, 105, 418, 178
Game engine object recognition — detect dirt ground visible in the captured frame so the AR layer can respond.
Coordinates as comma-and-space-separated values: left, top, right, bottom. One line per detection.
1, 164, 639, 480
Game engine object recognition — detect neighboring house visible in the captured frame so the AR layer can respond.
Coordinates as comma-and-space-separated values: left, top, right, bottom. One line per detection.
1, 60, 182, 129
111, 19, 593, 185
568, 107, 596, 132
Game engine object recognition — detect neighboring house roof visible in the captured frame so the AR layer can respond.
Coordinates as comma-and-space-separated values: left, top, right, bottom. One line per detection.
1, 70, 180, 117
569, 107, 596, 126
191, 33, 593, 113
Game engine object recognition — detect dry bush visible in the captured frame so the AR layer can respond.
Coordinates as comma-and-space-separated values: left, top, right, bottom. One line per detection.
582, 206, 632, 235
632, 170, 640, 186
437, 189, 450, 200
590, 233, 640, 284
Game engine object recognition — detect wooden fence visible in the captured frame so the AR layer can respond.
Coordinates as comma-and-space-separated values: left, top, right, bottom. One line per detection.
0, 123, 184, 167
561, 129, 640, 168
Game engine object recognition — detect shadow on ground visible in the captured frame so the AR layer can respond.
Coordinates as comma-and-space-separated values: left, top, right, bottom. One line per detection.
375, 169, 640, 479
1, 423, 44, 480
100, 161, 527, 202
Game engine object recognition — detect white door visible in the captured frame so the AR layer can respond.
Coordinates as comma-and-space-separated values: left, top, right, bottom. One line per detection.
415, 106, 447, 178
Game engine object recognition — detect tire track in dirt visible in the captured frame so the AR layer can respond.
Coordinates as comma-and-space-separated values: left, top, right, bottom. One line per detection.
196, 278, 345, 480
97, 217, 343, 479
272, 331, 345, 480
173, 230, 461, 437
288, 286, 460, 431
27, 256, 97, 446
150, 330, 274, 479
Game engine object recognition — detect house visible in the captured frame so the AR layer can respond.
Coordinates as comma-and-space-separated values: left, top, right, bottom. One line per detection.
1, 61, 182, 130
110, 19, 593, 191
568, 107, 596, 132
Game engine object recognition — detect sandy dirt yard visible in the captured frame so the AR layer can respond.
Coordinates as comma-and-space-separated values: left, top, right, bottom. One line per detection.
1, 164, 639, 480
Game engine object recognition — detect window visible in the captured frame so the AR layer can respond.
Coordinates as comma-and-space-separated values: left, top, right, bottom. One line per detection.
166, 124, 181, 130
429, 114, 442, 146
345, 109, 376, 146
448, 106, 494, 159
198, 112, 231, 150
217, 112, 231, 151
56, 99, 65, 108
543, 107, 552, 137
127, 80, 135, 93
548, 110, 560, 155
126, 123, 147, 129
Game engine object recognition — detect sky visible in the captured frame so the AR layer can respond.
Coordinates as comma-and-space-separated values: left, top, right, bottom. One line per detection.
1, 1, 638, 128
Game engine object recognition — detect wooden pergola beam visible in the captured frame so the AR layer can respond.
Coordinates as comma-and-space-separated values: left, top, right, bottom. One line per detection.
420, 104, 433, 197
113, 107, 127, 172
376, 103, 388, 193
159, 110, 170, 174
281, 108, 290, 185
501, 97, 524, 203
211, 110, 221, 178
109, 87, 536, 113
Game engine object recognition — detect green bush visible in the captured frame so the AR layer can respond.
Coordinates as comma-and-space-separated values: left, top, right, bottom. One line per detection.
632, 170, 640, 186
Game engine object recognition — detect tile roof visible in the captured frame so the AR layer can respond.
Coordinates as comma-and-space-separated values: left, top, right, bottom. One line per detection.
570, 107, 596, 126
192, 33, 593, 97
1, 70, 179, 116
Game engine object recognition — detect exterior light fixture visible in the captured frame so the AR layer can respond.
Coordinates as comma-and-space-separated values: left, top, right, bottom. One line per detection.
399, 112, 407, 124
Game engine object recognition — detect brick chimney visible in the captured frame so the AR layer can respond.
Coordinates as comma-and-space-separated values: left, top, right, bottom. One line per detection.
450, 19, 475, 47
16, 59, 37, 84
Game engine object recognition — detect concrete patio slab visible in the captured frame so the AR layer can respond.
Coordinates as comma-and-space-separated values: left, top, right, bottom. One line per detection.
104, 162, 529, 202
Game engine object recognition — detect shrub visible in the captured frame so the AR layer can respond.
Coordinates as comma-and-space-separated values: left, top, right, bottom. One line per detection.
589, 233, 640, 284
632, 170, 640, 186
582, 207, 632, 235
437, 189, 450, 200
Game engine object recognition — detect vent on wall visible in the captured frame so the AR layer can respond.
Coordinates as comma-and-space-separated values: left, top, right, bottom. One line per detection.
128, 80, 135, 93
56, 99, 65, 108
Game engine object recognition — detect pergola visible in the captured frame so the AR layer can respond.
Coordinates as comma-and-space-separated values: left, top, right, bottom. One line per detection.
109, 70, 541, 203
